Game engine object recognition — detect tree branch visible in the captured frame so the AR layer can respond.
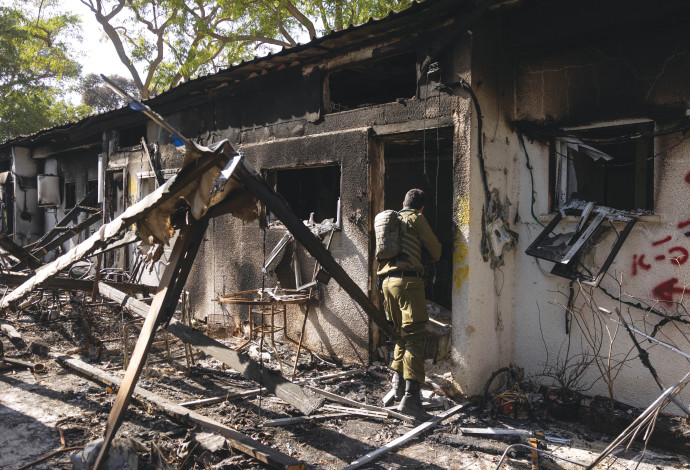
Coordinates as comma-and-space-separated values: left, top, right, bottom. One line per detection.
84, 0, 146, 97
284, 0, 316, 39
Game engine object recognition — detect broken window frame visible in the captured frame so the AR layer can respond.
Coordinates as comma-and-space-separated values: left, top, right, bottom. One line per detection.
552, 120, 655, 212
263, 164, 342, 225
525, 201, 637, 286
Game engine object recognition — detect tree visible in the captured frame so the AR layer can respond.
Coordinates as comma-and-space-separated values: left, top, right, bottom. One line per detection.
80, 73, 139, 112
0, 2, 89, 141
80, 0, 411, 100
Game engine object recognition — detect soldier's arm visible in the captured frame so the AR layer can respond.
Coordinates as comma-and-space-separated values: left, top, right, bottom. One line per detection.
415, 214, 442, 262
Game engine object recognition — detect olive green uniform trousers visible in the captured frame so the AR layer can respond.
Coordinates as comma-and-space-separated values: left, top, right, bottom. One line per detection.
382, 276, 428, 384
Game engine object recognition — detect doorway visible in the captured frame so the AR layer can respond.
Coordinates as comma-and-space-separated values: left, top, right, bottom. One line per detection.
374, 128, 454, 309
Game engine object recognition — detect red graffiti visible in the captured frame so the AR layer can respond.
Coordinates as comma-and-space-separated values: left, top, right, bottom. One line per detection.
685, 170, 690, 185
655, 255, 666, 261
668, 246, 689, 265
632, 254, 652, 276
652, 278, 687, 305
678, 220, 690, 229
652, 235, 672, 246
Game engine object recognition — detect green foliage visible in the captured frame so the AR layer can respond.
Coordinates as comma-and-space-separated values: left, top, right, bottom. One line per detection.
0, 87, 90, 140
84, 0, 414, 99
0, 2, 86, 141
303, 0, 412, 33
80, 73, 139, 112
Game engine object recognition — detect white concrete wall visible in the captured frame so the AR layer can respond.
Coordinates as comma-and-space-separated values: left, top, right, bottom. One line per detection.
450, 31, 518, 395
458, 16, 690, 411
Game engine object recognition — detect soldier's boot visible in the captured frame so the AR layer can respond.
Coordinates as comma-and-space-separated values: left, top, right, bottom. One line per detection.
398, 379, 433, 421
382, 370, 405, 406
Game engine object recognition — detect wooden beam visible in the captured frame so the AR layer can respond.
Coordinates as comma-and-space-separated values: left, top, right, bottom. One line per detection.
263, 413, 351, 427
234, 160, 393, 338
97, 283, 324, 416
26, 187, 98, 252
179, 388, 263, 408
30, 211, 103, 258
0, 272, 154, 296
307, 386, 413, 424
0, 235, 42, 270
53, 353, 305, 470
94, 220, 208, 469
343, 403, 467, 469
0, 142, 230, 311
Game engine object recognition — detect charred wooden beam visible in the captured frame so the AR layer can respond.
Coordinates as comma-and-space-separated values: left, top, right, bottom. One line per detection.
0, 321, 26, 349
30, 211, 104, 259
233, 159, 393, 338
94, 220, 207, 469
0, 272, 153, 296
97, 283, 324, 416
344, 403, 467, 469
1, 356, 45, 372
53, 353, 305, 470
25, 187, 98, 252
0, 142, 230, 312
0, 235, 42, 271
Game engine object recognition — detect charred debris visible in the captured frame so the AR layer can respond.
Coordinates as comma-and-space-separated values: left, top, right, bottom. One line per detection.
0, 88, 687, 470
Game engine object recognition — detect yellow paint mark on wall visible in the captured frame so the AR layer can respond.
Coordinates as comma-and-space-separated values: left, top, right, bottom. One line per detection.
129, 175, 138, 201
453, 240, 469, 290
453, 195, 470, 290
457, 195, 470, 227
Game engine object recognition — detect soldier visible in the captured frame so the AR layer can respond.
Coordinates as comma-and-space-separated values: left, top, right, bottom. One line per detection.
377, 188, 441, 420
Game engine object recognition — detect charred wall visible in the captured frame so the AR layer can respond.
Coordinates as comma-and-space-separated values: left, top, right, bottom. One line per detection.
463, 3, 690, 409
160, 52, 455, 363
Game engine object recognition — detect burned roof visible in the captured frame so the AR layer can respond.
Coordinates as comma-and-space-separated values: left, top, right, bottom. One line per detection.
1, 0, 475, 149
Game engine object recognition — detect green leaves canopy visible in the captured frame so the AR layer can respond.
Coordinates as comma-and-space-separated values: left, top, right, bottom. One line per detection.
82, 0, 412, 99
0, 3, 88, 141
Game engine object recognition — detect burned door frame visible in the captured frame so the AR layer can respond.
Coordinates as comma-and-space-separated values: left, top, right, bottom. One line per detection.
367, 123, 455, 353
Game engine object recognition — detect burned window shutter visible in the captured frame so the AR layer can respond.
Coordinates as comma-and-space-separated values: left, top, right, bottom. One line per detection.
525, 201, 637, 286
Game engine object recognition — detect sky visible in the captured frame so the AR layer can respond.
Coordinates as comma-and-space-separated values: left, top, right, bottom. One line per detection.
63, 0, 132, 78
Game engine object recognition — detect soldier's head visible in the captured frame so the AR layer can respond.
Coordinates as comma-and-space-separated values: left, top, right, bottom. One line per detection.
403, 189, 425, 211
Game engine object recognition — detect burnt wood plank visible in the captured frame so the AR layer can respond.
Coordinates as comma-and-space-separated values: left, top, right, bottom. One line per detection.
30, 211, 103, 259
94, 220, 208, 469
0, 143, 230, 311
0, 235, 42, 270
25, 187, 98, 252
53, 353, 305, 470
0, 272, 153, 296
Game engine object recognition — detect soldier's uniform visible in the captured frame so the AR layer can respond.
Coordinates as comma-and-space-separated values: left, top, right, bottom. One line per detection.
377, 208, 441, 384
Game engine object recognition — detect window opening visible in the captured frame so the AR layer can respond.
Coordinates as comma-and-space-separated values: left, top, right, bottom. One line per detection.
525, 201, 637, 286
553, 122, 654, 212
265, 165, 341, 223
136, 175, 157, 203
64, 182, 76, 210
86, 180, 100, 207
326, 52, 417, 113
119, 125, 147, 149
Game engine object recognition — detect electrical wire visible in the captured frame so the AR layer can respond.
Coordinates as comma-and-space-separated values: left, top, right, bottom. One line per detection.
517, 131, 545, 228
457, 77, 491, 205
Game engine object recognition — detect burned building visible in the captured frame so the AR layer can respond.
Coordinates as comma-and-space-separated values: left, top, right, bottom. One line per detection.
1, 0, 690, 422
